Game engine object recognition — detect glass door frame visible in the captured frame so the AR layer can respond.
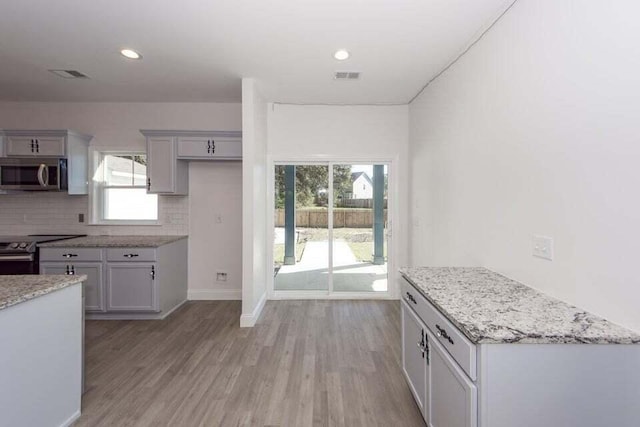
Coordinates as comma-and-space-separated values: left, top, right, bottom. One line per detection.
267, 157, 395, 300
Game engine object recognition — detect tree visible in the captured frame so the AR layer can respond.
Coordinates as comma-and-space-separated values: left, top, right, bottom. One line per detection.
275, 165, 352, 208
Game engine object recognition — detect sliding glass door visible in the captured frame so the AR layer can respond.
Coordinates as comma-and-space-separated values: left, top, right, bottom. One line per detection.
273, 162, 389, 295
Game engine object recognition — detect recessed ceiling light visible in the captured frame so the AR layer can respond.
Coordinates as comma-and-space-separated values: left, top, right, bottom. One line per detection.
334, 49, 350, 61
120, 49, 142, 60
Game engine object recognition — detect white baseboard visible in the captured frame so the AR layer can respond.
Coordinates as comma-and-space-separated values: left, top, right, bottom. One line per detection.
188, 288, 242, 300
240, 291, 267, 328
60, 410, 81, 427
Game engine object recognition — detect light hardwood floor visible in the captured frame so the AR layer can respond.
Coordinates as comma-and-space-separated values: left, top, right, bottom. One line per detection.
75, 300, 425, 426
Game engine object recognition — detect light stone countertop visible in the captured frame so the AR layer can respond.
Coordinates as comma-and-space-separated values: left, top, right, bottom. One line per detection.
38, 235, 187, 248
400, 267, 640, 345
0, 275, 87, 311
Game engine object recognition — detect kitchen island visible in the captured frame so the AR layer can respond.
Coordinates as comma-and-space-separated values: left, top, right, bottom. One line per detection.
0, 274, 86, 427
399, 267, 640, 427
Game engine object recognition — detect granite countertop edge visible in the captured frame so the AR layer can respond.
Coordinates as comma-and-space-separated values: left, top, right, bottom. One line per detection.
400, 272, 485, 344
0, 275, 87, 312
399, 267, 640, 345
38, 235, 188, 248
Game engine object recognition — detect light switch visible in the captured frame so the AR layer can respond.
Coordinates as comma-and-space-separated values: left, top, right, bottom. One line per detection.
532, 235, 554, 261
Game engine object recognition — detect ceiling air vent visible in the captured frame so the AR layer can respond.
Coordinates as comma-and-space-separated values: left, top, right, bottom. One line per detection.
334, 71, 360, 80
48, 69, 89, 79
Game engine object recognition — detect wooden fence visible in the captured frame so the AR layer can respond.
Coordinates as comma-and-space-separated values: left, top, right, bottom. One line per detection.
274, 208, 387, 228
339, 198, 388, 209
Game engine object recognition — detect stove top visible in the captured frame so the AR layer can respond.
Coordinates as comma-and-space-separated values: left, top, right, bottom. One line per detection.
0, 235, 86, 254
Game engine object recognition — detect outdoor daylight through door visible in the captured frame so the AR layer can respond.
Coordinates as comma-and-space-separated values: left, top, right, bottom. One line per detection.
273, 163, 389, 295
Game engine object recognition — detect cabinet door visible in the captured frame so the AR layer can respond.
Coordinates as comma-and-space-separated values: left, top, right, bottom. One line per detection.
177, 136, 241, 159
6, 136, 36, 156
402, 301, 429, 418
177, 137, 213, 158
106, 263, 158, 312
430, 334, 477, 427
208, 136, 242, 159
147, 137, 175, 193
33, 136, 66, 156
40, 262, 105, 312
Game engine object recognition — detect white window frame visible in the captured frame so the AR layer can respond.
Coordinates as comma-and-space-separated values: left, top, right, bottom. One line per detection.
88, 148, 160, 226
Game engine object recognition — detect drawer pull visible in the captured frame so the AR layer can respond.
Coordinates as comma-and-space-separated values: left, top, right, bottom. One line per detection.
436, 324, 454, 345
123, 253, 139, 258
405, 291, 417, 304
62, 253, 78, 258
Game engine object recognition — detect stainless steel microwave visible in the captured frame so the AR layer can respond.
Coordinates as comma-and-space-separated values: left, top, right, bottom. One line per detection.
0, 158, 68, 191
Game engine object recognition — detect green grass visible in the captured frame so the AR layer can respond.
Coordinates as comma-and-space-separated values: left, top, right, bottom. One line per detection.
346, 242, 388, 263
273, 242, 306, 267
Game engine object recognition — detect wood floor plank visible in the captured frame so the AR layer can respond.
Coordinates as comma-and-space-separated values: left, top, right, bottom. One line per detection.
75, 300, 425, 427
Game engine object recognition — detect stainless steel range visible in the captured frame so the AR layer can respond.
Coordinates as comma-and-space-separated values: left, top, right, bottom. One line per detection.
0, 235, 85, 275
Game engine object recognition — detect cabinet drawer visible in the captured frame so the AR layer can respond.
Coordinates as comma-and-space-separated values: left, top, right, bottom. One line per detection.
40, 247, 103, 262
107, 248, 156, 262
401, 276, 477, 380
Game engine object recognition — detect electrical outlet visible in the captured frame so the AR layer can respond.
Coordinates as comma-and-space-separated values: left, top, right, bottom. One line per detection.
78, 213, 85, 223
216, 272, 227, 282
532, 235, 554, 261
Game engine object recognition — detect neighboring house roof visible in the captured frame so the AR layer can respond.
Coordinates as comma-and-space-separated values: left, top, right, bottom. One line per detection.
351, 171, 373, 186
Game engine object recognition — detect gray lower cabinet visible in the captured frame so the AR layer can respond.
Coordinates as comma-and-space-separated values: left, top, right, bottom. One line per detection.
401, 275, 640, 427
40, 262, 105, 312
39, 238, 187, 319
401, 301, 429, 417
106, 263, 157, 312
429, 331, 476, 427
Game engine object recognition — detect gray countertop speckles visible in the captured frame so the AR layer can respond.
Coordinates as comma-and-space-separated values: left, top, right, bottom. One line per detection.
38, 235, 187, 248
400, 267, 640, 345
0, 275, 86, 311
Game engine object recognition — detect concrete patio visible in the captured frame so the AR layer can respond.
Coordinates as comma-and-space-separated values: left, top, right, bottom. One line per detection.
274, 238, 387, 292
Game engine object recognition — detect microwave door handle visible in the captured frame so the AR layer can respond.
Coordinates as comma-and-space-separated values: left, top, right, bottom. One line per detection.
37, 164, 49, 187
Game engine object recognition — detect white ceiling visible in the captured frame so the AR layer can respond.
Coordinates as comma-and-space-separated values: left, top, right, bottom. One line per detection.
0, 0, 512, 104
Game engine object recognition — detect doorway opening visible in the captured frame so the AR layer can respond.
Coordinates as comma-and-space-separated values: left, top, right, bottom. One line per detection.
272, 162, 389, 295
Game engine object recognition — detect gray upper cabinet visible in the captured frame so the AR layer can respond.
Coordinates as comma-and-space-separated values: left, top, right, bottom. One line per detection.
141, 130, 241, 195
6, 135, 65, 156
141, 131, 189, 195
1, 130, 92, 194
176, 131, 242, 160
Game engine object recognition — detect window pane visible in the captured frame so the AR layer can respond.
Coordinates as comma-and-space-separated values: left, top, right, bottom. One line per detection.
104, 155, 134, 186
132, 155, 148, 186
104, 188, 158, 220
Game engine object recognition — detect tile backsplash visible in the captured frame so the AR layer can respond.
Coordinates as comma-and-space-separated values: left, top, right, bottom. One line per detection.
0, 192, 188, 235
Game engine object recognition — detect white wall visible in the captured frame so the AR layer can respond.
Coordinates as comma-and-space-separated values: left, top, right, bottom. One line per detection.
268, 103, 410, 297
0, 102, 242, 297
409, 1, 640, 331
241, 79, 268, 326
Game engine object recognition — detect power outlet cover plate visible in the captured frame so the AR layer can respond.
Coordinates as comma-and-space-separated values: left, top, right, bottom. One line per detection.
532, 235, 554, 261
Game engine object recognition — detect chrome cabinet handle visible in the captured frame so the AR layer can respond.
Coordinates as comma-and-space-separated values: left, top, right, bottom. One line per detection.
65, 265, 75, 275
123, 253, 139, 258
147, 178, 151, 191
150, 265, 155, 280
63, 253, 78, 258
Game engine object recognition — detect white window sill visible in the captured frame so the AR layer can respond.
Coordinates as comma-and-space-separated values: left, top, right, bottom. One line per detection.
88, 220, 162, 226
